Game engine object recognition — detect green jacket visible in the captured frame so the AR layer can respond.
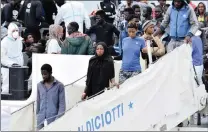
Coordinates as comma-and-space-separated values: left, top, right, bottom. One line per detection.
61, 35, 94, 55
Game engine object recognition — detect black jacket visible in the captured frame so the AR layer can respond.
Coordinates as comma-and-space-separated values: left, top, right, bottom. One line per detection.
41, 0, 57, 25
1, 3, 15, 25
23, 0, 44, 28
85, 56, 114, 97
86, 22, 120, 47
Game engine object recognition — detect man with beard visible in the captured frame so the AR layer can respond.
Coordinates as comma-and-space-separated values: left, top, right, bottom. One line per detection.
86, 10, 120, 56
153, 0, 199, 53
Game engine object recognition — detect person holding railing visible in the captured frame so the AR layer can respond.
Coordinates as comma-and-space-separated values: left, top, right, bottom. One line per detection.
81, 42, 119, 100
36, 64, 66, 130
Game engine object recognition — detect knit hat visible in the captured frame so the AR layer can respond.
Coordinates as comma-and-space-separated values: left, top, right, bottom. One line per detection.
142, 20, 155, 32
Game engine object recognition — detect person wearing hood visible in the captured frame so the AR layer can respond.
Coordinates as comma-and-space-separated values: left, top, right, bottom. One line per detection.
81, 42, 119, 100
153, 0, 199, 53
1, 23, 24, 94
45, 24, 63, 54
61, 22, 94, 55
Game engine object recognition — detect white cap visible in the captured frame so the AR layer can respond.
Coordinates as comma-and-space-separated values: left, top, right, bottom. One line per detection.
195, 30, 202, 36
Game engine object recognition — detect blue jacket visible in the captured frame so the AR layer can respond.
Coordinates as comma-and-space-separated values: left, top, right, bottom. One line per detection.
160, 2, 198, 40
169, 6, 191, 38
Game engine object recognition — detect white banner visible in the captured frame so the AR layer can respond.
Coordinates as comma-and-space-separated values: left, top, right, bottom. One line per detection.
1, 106, 12, 131
41, 45, 206, 131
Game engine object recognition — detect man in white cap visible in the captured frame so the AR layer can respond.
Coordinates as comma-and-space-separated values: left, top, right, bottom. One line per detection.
1, 23, 24, 94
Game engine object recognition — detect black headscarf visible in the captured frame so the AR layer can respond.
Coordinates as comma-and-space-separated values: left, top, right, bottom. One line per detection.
92, 42, 110, 61
85, 42, 114, 96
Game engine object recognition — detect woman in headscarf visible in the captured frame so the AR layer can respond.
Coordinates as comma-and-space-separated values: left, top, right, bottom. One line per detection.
45, 24, 63, 54
81, 42, 119, 100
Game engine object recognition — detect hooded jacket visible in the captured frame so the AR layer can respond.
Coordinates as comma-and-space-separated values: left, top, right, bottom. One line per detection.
1, 23, 23, 67
160, 0, 198, 39
61, 32, 94, 55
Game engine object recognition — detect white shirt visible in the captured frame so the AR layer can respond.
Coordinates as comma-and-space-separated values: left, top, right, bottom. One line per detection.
55, 1, 91, 35
46, 39, 61, 54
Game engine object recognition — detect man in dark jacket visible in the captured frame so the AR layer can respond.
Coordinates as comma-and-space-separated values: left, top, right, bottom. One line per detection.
86, 10, 120, 56
23, 0, 45, 42
1, 0, 21, 27
61, 22, 94, 55
41, 0, 58, 25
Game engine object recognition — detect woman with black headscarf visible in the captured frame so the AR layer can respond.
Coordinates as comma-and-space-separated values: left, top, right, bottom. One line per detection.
82, 42, 119, 100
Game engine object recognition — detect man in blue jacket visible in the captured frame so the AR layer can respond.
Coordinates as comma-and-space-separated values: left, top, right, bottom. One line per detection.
153, 0, 199, 53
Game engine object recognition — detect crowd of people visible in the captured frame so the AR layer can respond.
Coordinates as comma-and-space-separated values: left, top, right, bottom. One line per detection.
1, 0, 208, 130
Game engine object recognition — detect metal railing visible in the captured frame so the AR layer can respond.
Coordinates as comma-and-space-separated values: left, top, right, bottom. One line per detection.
7, 74, 87, 131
